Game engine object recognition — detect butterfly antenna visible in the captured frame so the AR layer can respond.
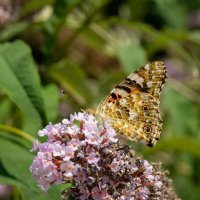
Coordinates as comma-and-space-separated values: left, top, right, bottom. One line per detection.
61, 89, 82, 106
61, 89, 96, 114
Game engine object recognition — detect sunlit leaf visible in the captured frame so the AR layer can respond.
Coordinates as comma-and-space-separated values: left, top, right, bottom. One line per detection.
188, 31, 200, 44
143, 137, 200, 158
0, 40, 46, 130
116, 42, 147, 73
42, 84, 59, 122
163, 86, 198, 136
0, 98, 12, 123
0, 136, 60, 200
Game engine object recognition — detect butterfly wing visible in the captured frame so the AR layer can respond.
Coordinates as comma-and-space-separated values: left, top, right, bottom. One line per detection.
96, 61, 167, 146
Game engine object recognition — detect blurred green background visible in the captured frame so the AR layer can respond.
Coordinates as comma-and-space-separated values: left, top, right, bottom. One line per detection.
0, 0, 200, 199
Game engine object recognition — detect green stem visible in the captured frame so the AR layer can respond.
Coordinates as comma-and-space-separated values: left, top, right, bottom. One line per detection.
0, 124, 36, 143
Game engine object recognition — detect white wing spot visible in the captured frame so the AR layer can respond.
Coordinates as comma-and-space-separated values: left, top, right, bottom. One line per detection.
128, 112, 137, 120
128, 73, 139, 81
147, 81, 152, 87
137, 76, 144, 84
144, 64, 150, 70
128, 73, 144, 86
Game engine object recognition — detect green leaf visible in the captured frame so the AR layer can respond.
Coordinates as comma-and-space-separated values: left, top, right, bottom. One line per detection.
42, 84, 59, 122
116, 42, 147, 74
0, 40, 47, 130
153, 0, 187, 29
0, 136, 60, 200
188, 31, 200, 45
163, 86, 199, 136
0, 138, 33, 186
0, 98, 12, 123
143, 137, 200, 158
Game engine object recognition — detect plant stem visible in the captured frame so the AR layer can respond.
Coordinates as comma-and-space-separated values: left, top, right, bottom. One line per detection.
0, 124, 35, 143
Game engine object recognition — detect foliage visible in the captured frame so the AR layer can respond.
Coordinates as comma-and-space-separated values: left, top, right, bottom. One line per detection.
0, 0, 200, 199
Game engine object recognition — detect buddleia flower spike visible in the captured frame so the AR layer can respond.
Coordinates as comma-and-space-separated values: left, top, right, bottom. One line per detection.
30, 112, 179, 200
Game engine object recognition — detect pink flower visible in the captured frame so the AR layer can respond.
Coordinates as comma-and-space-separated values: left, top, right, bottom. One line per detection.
86, 152, 100, 164
155, 181, 162, 188
74, 169, 87, 184
85, 133, 101, 145
91, 186, 106, 200
38, 177, 51, 192
52, 171, 63, 185
135, 187, 149, 200
70, 112, 86, 122
63, 146, 74, 161
67, 139, 80, 151
66, 125, 80, 136
79, 186, 89, 200
31, 139, 40, 152
30, 152, 54, 177
38, 123, 54, 137
110, 160, 121, 172
52, 142, 65, 157
103, 123, 118, 143
30, 112, 178, 200
120, 189, 135, 200
60, 161, 75, 178
62, 118, 70, 125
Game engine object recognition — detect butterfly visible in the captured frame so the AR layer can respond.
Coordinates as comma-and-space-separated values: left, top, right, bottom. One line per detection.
95, 61, 167, 147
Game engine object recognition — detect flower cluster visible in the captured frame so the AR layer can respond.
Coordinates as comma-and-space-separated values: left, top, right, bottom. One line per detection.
30, 112, 179, 200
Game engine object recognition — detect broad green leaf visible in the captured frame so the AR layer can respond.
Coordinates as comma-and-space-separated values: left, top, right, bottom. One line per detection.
0, 130, 33, 150
0, 40, 47, 130
116, 42, 147, 74
0, 138, 34, 186
174, 176, 200, 200
143, 137, 200, 158
42, 84, 59, 122
163, 86, 198, 136
0, 98, 12, 123
21, 115, 42, 136
0, 172, 23, 186
188, 31, 200, 45
146, 30, 193, 63
0, 136, 60, 200
153, 0, 187, 29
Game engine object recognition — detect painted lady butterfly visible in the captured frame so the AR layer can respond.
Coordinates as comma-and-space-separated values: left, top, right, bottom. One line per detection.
95, 61, 167, 147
